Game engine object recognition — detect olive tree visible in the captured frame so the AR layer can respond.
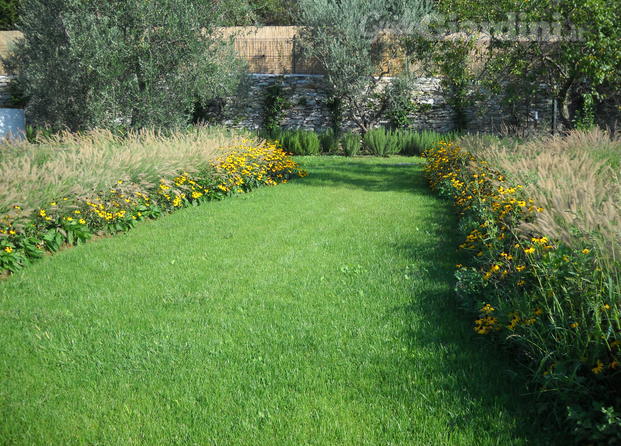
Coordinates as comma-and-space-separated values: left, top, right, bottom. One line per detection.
0, 0, 19, 30
4, 0, 246, 131
297, 0, 432, 132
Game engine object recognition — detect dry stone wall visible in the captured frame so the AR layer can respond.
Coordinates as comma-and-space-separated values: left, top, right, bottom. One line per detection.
0, 73, 554, 133
223, 74, 554, 133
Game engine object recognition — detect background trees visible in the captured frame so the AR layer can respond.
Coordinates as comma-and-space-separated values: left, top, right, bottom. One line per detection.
434, 0, 621, 130
0, 0, 19, 30
297, 0, 432, 133
4, 0, 246, 131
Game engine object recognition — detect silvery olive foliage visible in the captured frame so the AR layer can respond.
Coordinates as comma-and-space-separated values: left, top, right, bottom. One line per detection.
297, 0, 432, 132
4, 0, 247, 131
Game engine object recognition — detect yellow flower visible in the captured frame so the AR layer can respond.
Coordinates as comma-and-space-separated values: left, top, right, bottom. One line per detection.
3, 246, 13, 253
569, 322, 579, 329
592, 360, 604, 374
79, 219, 86, 225
481, 303, 495, 313
581, 248, 590, 255
523, 247, 535, 254
601, 304, 611, 311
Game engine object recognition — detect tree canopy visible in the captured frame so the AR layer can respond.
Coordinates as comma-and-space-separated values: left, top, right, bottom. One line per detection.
0, 0, 19, 30
4, 0, 246, 130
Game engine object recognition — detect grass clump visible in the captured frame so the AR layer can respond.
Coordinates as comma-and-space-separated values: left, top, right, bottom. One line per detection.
363, 128, 400, 157
319, 128, 340, 153
458, 128, 621, 261
400, 129, 461, 155
0, 126, 248, 213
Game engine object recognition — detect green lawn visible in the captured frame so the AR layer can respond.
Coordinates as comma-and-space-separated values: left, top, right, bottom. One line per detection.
1, 157, 545, 445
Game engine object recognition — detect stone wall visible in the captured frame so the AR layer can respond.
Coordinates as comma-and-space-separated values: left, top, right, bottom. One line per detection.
223, 74, 555, 133
0, 73, 555, 133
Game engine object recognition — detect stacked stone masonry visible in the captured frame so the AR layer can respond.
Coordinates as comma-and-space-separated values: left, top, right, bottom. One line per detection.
224, 74, 554, 133
1, 74, 555, 133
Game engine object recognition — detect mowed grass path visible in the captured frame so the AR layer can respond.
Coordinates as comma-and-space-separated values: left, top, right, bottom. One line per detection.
0, 157, 542, 445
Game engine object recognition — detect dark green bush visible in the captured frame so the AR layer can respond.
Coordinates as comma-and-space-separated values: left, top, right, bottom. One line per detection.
392, 129, 461, 155
341, 132, 361, 157
262, 83, 290, 137
393, 130, 420, 155
0, 0, 19, 30
319, 128, 339, 153
363, 128, 400, 157
280, 129, 320, 155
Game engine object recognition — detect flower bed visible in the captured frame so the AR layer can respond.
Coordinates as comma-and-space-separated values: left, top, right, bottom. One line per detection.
425, 141, 620, 443
0, 141, 307, 274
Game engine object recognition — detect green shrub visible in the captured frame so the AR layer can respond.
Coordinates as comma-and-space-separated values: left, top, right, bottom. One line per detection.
399, 129, 461, 155
280, 129, 320, 155
363, 128, 400, 157
393, 130, 419, 155
262, 83, 290, 137
341, 132, 361, 157
4, 0, 245, 131
319, 128, 339, 153
0, 0, 18, 31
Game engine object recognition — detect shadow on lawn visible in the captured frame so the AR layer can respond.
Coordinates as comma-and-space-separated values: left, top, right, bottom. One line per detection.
298, 158, 428, 194
381, 207, 559, 444
301, 157, 558, 443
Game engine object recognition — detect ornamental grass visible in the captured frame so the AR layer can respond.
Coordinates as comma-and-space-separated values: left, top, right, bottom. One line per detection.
424, 135, 620, 443
0, 126, 247, 213
459, 128, 621, 261
0, 132, 307, 274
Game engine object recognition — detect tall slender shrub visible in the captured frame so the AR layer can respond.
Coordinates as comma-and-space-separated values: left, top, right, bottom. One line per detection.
341, 132, 361, 156
280, 129, 320, 155
319, 128, 339, 153
364, 128, 400, 156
